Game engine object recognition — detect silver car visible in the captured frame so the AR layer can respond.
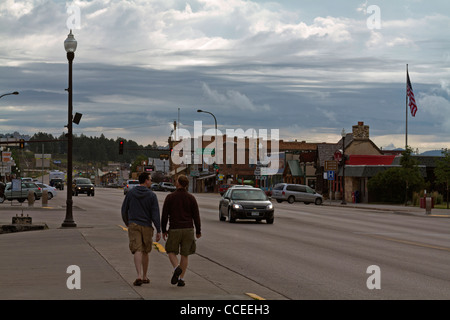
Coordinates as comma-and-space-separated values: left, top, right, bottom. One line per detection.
1, 181, 43, 203
272, 183, 323, 205
124, 179, 139, 195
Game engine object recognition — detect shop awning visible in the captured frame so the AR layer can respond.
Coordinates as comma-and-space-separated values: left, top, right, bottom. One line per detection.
287, 160, 303, 177
346, 155, 396, 165
339, 165, 427, 177
196, 173, 217, 180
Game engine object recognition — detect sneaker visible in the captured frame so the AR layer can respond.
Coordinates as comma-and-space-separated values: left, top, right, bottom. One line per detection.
177, 279, 185, 287
171, 266, 182, 285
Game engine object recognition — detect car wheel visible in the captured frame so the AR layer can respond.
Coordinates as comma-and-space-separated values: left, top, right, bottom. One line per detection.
228, 208, 235, 223
315, 198, 323, 205
219, 206, 226, 221
266, 217, 274, 224
276, 199, 282, 203
287, 196, 295, 204
0, 196, 4, 203
47, 192, 53, 200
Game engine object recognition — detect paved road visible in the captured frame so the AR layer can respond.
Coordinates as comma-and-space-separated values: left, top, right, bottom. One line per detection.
195, 193, 450, 299
1, 187, 450, 300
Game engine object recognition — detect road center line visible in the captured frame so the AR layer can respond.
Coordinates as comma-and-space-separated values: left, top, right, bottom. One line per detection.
364, 234, 450, 252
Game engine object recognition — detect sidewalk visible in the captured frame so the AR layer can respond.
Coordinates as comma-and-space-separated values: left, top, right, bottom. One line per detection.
323, 199, 450, 217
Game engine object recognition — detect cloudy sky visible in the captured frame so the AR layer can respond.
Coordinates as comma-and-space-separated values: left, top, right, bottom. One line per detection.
1, 0, 449, 152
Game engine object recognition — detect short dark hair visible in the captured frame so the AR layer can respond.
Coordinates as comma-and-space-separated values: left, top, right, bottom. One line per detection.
139, 172, 150, 184
178, 175, 189, 188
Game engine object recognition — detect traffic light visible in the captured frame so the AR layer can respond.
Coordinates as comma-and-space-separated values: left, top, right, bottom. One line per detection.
19, 139, 25, 149
214, 162, 219, 174
119, 140, 124, 154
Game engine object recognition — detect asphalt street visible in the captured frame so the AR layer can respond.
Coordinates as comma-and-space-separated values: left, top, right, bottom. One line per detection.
1, 187, 450, 301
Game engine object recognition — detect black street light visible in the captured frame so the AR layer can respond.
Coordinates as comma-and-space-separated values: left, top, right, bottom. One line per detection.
0, 91, 19, 99
341, 128, 347, 205
62, 30, 77, 228
197, 109, 218, 155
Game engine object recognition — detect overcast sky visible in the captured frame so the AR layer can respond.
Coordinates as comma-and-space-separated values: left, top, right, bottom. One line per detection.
1, 0, 449, 152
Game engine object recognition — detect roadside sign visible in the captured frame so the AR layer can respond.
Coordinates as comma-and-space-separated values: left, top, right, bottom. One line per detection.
2, 151, 12, 163
327, 171, 335, 180
325, 160, 338, 171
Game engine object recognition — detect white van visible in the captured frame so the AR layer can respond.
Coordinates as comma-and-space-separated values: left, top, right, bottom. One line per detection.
272, 183, 323, 205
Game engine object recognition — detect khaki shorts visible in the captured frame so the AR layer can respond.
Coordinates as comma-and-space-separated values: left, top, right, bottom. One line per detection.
165, 228, 196, 256
128, 223, 154, 254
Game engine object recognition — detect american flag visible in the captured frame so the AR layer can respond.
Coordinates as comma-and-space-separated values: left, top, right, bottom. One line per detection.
407, 71, 417, 117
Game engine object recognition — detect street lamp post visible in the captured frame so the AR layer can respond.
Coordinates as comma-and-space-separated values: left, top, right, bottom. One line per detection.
341, 128, 347, 205
197, 109, 217, 156
0, 92, 19, 99
62, 30, 77, 228
197, 109, 218, 191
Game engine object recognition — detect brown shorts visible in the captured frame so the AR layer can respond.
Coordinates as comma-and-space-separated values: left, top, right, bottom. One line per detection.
128, 223, 154, 254
165, 228, 196, 256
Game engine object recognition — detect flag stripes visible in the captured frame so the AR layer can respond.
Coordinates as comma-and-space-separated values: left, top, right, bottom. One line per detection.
407, 71, 417, 117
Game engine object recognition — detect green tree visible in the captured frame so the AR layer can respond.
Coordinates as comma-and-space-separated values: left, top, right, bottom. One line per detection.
368, 146, 424, 204
400, 146, 424, 205
434, 148, 450, 209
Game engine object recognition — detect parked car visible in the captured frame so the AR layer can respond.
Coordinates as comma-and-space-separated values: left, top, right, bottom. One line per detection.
272, 183, 323, 205
36, 183, 57, 199
1, 181, 43, 203
72, 177, 95, 196
124, 179, 140, 194
219, 186, 274, 224
49, 178, 64, 190
151, 183, 159, 191
157, 182, 176, 192
219, 184, 234, 195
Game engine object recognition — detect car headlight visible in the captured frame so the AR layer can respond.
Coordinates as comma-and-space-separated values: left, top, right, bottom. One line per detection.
232, 203, 243, 210
266, 203, 273, 210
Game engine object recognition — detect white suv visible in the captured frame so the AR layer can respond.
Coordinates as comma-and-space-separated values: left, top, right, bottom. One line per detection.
272, 183, 323, 205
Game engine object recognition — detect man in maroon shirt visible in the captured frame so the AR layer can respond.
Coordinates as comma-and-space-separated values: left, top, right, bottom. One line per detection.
162, 175, 201, 287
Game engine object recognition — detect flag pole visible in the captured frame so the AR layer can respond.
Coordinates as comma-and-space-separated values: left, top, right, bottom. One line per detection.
405, 64, 408, 150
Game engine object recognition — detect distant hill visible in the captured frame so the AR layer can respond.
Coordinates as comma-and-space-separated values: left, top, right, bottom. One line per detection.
420, 150, 444, 156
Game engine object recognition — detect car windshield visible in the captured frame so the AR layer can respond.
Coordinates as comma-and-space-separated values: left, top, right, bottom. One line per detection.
231, 189, 267, 201
76, 178, 91, 184
128, 181, 139, 185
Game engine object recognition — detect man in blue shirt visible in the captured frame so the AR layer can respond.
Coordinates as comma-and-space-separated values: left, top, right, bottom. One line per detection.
122, 172, 161, 286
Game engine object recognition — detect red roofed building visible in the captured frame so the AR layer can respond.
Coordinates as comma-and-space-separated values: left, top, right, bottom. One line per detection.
317, 121, 404, 203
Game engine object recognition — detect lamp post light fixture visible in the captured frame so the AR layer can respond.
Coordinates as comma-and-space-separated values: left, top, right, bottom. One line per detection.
0, 91, 19, 99
62, 30, 77, 228
341, 128, 347, 205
